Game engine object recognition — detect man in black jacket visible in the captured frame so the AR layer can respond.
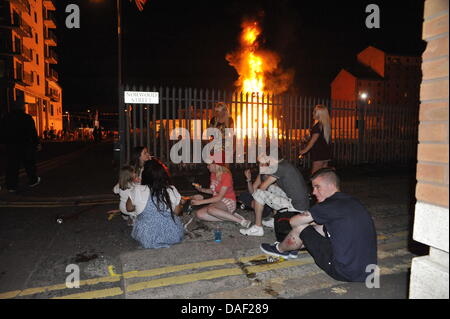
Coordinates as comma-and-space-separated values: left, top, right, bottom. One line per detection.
0, 101, 41, 192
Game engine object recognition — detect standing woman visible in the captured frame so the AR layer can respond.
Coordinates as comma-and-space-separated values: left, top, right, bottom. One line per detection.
299, 105, 332, 175
209, 102, 234, 137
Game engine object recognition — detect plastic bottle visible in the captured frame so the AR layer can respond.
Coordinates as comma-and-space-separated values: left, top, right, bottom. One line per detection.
214, 225, 222, 243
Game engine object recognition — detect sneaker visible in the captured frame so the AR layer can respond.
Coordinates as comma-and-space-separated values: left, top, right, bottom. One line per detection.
260, 243, 290, 259
240, 225, 264, 236
240, 219, 251, 228
234, 212, 251, 228
288, 250, 299, 259
262, 217, 274, 228
29, 177, 41, 187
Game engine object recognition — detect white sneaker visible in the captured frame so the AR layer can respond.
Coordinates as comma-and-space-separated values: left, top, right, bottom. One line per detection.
262, 218, 274, 228
240, 225, 264, 236
240, 219, 251, 228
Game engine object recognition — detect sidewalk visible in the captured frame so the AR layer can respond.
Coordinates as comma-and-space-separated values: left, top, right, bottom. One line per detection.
0, 142, 426, 299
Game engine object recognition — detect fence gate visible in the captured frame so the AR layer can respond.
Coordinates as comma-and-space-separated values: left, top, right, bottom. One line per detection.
118, 85, 419, 171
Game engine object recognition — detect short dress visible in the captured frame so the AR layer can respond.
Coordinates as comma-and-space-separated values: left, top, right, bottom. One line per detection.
131, 189, 184, 249
310, 123, 332, 162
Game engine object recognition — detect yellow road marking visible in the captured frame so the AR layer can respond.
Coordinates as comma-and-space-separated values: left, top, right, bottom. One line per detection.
52, 287, 124, 299
0, 231, 410, 299
127, 268, 244, 293
123, 258, 236, 279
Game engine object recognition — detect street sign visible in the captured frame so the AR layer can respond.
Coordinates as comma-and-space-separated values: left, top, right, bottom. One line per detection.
124, 91, 159, 104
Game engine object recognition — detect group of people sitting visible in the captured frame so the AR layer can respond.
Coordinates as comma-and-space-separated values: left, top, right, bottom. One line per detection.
113, 142, 377, 283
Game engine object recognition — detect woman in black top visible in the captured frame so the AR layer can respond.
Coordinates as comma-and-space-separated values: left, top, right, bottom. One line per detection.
299, 105, 332, 175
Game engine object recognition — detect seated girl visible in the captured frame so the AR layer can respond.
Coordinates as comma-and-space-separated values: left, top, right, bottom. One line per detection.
127, 158, 185, 249
191, 152, 251, 228
112, 165, 139, 223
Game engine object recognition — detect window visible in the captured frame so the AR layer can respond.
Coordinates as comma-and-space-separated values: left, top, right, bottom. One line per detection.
36, 53, 39, 65
35, 33, 38, 44
34, 12, 37, 24
50, 104, 54, 116
37, 74, 40, 85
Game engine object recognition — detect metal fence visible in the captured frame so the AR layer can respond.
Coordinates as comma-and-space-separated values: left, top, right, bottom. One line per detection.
118, 85, 419, 170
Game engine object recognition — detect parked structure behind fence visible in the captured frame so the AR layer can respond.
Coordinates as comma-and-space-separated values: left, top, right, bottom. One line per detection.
119, 85, 419, 170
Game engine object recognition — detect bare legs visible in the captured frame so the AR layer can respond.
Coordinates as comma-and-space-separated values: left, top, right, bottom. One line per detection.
194, 195, 244, 224
277, 214, 325, 252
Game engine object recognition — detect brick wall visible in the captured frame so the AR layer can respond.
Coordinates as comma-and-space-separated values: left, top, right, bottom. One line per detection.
410, 0, 449, 299
416, 0, 449, 209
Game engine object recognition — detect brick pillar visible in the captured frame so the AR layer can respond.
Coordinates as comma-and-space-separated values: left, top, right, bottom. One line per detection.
410, 0, 449, 299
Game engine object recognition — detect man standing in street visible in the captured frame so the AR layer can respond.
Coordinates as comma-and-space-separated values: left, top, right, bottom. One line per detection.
260, 168, 377, 282
0, 101, 41, 192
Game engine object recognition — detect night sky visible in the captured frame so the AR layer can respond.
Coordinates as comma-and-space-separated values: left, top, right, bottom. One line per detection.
54, 0, 425, 112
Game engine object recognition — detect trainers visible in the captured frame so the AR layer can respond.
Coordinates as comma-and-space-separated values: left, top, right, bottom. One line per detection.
288, 250, 299, 259
29, 177, 41, 187
240, 219, 251, 228
262, 217, 274, 228
260, 243, 290, 259
240, 225, 264, 236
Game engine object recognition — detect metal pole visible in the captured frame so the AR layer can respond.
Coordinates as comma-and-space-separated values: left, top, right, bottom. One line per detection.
117, 0, 125, 167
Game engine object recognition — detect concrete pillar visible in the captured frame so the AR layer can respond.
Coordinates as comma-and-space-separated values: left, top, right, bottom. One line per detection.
410, 0, 449, 299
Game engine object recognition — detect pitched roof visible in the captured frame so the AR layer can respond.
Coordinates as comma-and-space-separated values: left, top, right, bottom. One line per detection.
343, 62, 384, 81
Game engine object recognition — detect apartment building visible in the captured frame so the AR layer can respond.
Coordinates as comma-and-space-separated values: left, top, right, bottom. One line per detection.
331, 45, 422, 106
0, 0, 62, 136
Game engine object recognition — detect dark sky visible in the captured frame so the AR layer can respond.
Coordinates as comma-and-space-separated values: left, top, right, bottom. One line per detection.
54, 0, 425, 112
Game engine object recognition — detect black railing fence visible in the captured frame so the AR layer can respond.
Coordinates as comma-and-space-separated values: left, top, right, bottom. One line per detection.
118, 85, 419, 171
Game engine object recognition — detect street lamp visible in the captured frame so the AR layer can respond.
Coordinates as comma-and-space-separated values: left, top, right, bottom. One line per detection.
359, 92, 368, 100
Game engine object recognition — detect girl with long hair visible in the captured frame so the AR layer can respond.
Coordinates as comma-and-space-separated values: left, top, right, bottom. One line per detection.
299, 105, 332, 175
191, 152, 251, 228
129, 146, 151, 180
129, 158, 185, 249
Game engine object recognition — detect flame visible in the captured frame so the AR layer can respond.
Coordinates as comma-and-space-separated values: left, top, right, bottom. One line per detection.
226, 19, 292, 140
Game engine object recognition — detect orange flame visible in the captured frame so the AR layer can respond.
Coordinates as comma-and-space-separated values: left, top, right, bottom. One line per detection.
226, 19, 293, 139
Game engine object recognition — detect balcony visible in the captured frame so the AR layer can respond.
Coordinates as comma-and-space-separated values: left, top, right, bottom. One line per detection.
43, 0, 56, 11
7, 0, 31, 14
0, 42, 32, 62
17, 70, 34, 86
0, 12, 33, 37
46, 68, 59, 82
21, 44, 33, 62
45, 49, 58, 64
46, 85, 60, 102
45, 30, 57, 46
44, 12, 57, 29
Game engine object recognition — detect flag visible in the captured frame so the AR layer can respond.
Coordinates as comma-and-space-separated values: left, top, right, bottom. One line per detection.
130, 0, 147, 11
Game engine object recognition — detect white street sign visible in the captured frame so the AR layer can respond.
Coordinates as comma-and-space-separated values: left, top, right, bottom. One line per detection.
124, 91, 159, 104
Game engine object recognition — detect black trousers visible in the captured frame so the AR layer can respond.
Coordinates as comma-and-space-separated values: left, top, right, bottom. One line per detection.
5, 144, 38, 189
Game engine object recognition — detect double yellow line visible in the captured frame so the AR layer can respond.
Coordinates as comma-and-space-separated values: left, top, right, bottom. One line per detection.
0, 231, 408, 299
0, 253, 312, 299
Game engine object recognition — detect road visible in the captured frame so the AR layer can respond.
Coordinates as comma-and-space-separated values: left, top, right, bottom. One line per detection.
0, 142, 427, 299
